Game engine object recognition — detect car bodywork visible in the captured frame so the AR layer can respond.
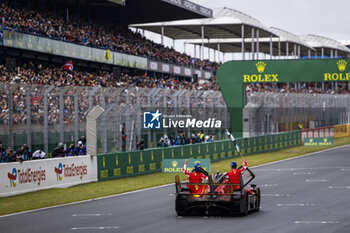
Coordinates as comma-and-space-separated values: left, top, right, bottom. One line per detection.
175, 167, 260, 216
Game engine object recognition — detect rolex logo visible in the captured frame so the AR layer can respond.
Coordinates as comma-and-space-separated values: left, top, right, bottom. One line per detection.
337, 60, 347, 72
324, 138, 327, 142
310, 139, 313, 143
172, 161, 178, 167
256, 61, 266, 73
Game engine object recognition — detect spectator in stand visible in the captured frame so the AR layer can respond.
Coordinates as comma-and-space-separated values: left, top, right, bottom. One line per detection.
20, 144, 31, 161
157, 137, 167, 147
74, 141, 86, 155
163, 135, 171, 147
65, 143, 76, 156
0, 144, 6, 163
52, 142, 65, 157
175, 131, 186, 145
199, 130, 205, 143
136, 139, 144, 150
32, 150, 46, 159
0, 2, 220, 71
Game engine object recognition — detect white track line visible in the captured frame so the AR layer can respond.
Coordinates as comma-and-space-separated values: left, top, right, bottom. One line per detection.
293, 172, 315, 175
277, 204, 315, 207
329, 186, 350, 189
305, 179, 328, 182
294, 221, 339, 224
1, 144, 349, 218
72, 213, 113, 217
71, 226, 119, 230
261, 194, 290, 197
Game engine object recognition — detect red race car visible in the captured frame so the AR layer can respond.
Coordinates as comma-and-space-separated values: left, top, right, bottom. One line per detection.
175, 167, 261, 216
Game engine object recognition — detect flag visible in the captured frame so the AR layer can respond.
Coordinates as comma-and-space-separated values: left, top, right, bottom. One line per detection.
62, 61, 73, 71
142, 72, 147, 78
226, 130, 240, 152
105, 49, 111, 61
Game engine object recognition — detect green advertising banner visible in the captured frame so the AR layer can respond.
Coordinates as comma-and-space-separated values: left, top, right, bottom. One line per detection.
162, 159, 211, 173
216, 59, 350, 137
303, 137, 334, 146
97, 131, 301, 181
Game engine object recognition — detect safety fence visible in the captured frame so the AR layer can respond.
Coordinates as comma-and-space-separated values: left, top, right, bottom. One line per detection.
244, 92, 350, 137
97, 131, 301, 181
301, 124, 350, 142
0, 83, 228, 156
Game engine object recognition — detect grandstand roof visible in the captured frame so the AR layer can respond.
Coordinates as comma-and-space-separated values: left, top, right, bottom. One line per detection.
131, 7, 277, 40
58, 0, 212, 24
183, 27, 315, 57
300, 34, 350, 57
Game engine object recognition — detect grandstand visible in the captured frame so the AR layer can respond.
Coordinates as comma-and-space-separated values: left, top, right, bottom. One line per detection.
0, 0, 349, 162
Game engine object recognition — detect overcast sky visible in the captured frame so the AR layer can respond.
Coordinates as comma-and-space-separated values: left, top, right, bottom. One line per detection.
192, 0, 350, 41
137, 0, 350, 62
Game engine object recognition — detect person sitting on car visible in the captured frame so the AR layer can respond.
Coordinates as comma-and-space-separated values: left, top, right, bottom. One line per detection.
182, 159, 208, 195
223, 158, 247, 191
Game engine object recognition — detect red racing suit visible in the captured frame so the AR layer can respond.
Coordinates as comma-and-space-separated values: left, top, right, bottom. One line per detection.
224, 161, 247, 190
182, 162, 208, 195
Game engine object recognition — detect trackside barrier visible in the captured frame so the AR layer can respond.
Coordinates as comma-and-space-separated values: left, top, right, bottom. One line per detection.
0, 156, 97, 197
334, 124, 350, 138
97, 131, 301, 181
301, 126, 334, 143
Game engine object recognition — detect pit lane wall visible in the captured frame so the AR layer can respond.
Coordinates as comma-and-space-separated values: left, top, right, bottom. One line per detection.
0, 156, 97, 197
97, 131, 301, 181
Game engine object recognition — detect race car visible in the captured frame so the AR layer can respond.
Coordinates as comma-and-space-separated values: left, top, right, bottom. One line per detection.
175, 167, 261, 216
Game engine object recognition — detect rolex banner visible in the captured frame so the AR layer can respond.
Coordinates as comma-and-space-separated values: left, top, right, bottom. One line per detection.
162, 159, 211, 173
303, 137, 334, 146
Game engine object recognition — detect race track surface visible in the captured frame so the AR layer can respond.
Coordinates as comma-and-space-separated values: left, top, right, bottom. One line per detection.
1, 145, 350, 233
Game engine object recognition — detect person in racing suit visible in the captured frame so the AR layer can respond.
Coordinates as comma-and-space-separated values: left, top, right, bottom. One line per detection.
182, 159, 208, 195
223, 158, 247, 191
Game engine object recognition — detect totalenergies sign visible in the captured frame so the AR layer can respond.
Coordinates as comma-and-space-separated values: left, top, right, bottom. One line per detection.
243, 61, 279, 83
54, 162, 88, 181
324, 60, 350, 81
7, 167, 46, 188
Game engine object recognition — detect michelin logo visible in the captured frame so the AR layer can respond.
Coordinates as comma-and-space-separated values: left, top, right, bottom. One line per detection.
143, 110, 162, 129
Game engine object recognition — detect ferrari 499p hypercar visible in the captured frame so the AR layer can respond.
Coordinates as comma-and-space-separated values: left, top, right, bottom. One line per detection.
175, 167, 260, 216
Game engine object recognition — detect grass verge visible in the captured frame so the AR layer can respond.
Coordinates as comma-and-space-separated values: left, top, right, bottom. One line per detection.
1, 136, 350, 216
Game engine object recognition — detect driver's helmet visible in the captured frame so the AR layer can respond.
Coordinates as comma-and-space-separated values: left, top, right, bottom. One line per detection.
230, 162, 237, 169
194, 163, 200, 172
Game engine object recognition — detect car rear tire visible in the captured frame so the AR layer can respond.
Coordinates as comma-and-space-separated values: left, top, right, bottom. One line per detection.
240, 193, 249, 216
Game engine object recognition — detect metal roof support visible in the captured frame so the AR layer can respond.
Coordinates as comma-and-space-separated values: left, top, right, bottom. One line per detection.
214, 47, 216, 61
286, 42, 289, 59
335, 50, 338, 58
294, 44, 297, 59
315, 51, 317, 58
201, 26, 204, 60
208, 47, 210, 60
308, 49, 311, 59
161, 26, 164, 45
321, 48, 324, 59
173, 39, 175, 49
217, 44, 221, 62
184, 42, 186, 53
330, 49, 333, 58
269, 34, 272, 60
241, 24, 245, 60
256, 29, 260, 60
251, 27, 255, 60
278, 37, 281, 59
298, 45, 300, 58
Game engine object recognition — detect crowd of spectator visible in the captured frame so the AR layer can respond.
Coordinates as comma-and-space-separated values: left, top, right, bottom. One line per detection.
246, 82, 350, 95
156, 130, 214, 148
0, 62, 219, 90
0, 1, 220, 71
0, 136, 87, 163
